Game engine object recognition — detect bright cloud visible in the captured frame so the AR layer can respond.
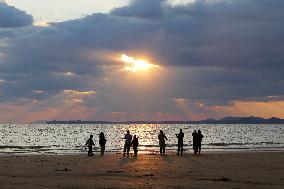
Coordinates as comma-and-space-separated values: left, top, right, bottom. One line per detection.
63, 90, 96, 95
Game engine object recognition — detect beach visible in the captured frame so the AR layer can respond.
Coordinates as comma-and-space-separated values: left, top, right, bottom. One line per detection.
0, 152, 284, 189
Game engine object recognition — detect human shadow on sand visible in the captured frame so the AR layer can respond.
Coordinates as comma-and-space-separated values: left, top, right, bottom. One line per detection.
160, 155, 173, 163
119, 154, 138, 167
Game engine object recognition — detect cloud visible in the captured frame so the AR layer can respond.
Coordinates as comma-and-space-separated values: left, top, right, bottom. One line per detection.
111, 0, 166, 18
0, 0, 284, 122
0, 2, 33, 28
209, 100, 284, 119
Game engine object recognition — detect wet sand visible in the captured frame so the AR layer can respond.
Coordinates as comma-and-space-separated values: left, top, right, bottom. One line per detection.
0, 152, 284, 189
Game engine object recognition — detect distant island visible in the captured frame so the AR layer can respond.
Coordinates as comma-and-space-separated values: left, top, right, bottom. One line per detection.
46, 116, 284, 124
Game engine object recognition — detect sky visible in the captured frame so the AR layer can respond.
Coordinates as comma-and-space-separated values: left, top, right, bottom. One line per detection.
6, 0, 130, 22
0, 0, 284, 123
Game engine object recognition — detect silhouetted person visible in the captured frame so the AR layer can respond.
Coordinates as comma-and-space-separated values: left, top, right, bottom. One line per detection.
99, 132, 107, 155
197, 130, 203, 155
86, 135, 95, 156
176, 129, 184, 155
158, 130, 168, 155
123, 130, 132, 156
192, 130, 198, 154
132, 135, 139, 156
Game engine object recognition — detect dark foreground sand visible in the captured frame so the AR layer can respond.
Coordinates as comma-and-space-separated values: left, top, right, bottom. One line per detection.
0, 152, 284, 189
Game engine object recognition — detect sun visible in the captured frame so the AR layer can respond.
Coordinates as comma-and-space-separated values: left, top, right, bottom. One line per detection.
120, 54, 159, 72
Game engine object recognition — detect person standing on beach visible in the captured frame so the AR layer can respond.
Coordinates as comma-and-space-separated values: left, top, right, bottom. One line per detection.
176, 129, 184, 156
197, 130, 203, 155
123, 130, 132, 156
99, 132, 107, 155
192, 130, 198, 154
132, 135, 139, 156
86, 135, 95, 156
158, 130, 168, 155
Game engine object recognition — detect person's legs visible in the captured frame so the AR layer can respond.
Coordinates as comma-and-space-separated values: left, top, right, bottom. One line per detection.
88, 146, 93, 156
134, 147, 137, 156
127, 145, 130, 155
194, 145, 197, 155
123, 144, 127, 156
181, 144, 183, 155
177, 145, 180, 155
101, 145, 105, 155
193, 141, 197, 154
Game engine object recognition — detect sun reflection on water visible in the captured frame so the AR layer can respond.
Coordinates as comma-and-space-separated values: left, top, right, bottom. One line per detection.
0, 124, 284, 154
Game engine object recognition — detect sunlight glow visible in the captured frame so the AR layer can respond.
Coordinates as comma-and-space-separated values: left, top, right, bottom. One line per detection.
63, 90, 96, 95
33, 21, 50, 27
120, 54, 159, 72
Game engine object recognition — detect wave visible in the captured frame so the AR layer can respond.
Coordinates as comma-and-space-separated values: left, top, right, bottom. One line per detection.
0, 146, 46, 149
207, 142, 283, 146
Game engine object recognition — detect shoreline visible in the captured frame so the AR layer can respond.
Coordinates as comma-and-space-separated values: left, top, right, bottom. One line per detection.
2, 148, 284, 156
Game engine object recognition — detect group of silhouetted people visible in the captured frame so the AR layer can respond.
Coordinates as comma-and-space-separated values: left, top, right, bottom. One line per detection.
123, 130, 139, 156
86, 132, 107, 156
86, 129, 203, 156
192, 130, 203, 155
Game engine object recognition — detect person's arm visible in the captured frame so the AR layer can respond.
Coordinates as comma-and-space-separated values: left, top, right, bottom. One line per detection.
165, 135, 168, 140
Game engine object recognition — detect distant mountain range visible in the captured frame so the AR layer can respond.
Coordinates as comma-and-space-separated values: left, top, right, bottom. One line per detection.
46, 116, 284, 124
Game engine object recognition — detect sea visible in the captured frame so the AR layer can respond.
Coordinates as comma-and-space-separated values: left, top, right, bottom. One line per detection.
0, 124, 284, 155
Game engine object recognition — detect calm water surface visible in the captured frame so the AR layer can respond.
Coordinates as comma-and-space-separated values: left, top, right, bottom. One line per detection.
0, 124, 284, 155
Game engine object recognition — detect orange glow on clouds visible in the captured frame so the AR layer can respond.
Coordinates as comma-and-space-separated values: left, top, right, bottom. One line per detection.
211, 100, 284, 118
120, 54, 159, 72
0, 97, 284, 123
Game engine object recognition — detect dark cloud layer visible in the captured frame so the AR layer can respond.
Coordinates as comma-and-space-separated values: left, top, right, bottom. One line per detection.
0, 0, 284, 121
0, 3, 33, 28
